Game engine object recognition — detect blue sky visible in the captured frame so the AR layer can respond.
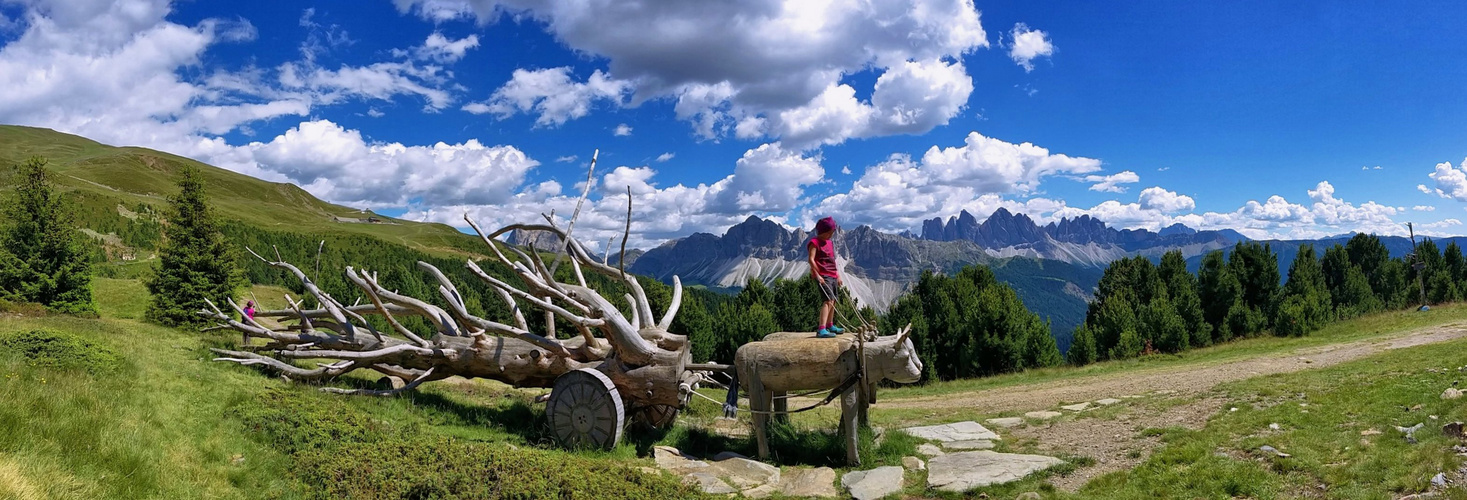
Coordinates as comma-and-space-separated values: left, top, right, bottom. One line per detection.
1, 0, 1464, 248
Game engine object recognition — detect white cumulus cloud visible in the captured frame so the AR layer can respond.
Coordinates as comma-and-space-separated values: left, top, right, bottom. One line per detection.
408, 143, 827, 249
1008, 23, 1054, 72
1427, 158, 1467, 202
404, 0, 989, 147
468, 67, 629, 127
815, 132, 1100, 231
1085, 171, 1140, 193
235, 119, 539, 207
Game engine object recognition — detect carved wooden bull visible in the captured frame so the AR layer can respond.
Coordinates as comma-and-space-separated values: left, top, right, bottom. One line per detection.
730, 326, 921, 465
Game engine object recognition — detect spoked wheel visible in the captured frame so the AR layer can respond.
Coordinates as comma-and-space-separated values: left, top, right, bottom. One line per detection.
632, 404, 680, 430
547, 368, 625, 450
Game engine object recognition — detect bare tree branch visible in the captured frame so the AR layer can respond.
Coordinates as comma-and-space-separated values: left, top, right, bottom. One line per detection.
548, 148, 597, 277
344, 267, 431, 347
657, 276, 683, 330
247, 246, 356, 340
210, 348, 363, 380
321, 367, 440, 396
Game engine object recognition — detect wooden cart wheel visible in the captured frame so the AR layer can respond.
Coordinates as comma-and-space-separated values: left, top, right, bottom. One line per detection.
547, 368, 624, 450
632, 404, 680, 429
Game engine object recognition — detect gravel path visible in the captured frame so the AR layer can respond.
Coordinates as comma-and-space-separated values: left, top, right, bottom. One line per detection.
860, 322, 1467, 492
877, 322, 1467, 414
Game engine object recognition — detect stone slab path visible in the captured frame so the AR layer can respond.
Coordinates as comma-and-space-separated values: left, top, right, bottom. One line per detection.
900, 421, 1001, 442
841, 466, 905, 500
926, 451, 1066, 492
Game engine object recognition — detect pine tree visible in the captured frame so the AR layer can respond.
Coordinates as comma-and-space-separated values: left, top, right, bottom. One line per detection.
1444, 242, 1466, 298
1227, 242, 1281, 334
1276, 244, 1331, 336
1067, 324, 1098, 366
145, 166, 246, 327
1197, 250, 1240, 341
1141, 293, 1189, 352
1159, 250, 1211, 347
0, 156, 96, 314
1109, 328, 1144, 360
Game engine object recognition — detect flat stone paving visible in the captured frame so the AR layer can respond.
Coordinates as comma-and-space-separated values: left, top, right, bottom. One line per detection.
901, 421, 1001, 442
927, 450, 1066, 492
986, 417, 1025, 428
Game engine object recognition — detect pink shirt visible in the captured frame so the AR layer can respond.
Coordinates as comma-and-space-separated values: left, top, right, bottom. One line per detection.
808, 236, 839, 278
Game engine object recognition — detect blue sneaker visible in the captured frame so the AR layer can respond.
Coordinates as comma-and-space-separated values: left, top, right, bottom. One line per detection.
828, 325, 845, 334
815, 328, 837, 338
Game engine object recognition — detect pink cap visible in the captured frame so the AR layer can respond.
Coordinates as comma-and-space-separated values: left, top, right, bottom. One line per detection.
815, 217, 837, 234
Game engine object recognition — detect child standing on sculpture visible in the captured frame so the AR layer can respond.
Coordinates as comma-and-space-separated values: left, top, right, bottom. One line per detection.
808, 217, 844, 338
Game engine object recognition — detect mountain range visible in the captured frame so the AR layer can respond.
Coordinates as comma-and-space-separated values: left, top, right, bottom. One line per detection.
628, 216, 1104, 348
8, 124, 1463, 354
920, 208, 1248, 268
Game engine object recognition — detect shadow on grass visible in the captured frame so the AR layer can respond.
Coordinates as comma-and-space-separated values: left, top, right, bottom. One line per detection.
652, 421, 919, 468
399, 389, 557, 446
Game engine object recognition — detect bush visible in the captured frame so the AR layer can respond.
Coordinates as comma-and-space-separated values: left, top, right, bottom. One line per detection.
231, 388, 702, 499
0, 329, 120, 374
0, 297, 50, 316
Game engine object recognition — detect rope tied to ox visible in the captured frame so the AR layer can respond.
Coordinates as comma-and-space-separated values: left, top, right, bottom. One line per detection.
718, 364, 864, 417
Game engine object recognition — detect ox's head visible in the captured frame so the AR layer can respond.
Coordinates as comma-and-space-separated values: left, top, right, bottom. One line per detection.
871, 324, 923, 384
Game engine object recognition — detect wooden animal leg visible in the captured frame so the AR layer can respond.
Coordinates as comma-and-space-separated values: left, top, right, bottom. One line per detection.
772, 391, 789, 424
841, 386, 861, 466
751, 382, 772, 459
857, 383, 871, 429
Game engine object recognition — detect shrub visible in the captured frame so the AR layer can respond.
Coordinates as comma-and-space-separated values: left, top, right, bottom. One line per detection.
231, 388, 702, 499
0, 329, 120, 374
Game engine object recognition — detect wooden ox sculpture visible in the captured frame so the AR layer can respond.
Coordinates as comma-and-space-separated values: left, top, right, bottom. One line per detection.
730, 326, 921, 465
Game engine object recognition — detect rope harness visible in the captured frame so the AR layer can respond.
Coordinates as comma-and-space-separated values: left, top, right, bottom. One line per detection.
713, 367, 863, 417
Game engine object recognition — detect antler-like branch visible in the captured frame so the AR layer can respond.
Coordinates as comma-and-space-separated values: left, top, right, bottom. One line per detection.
321, 367, 441, 396
209, 348, 364, 380
476, 222, 658, 327
657, 276, 683, 330
465, 260, 605, 330
247, 246, 357, 340
344, 267, 432, 347
416, 261, 574, 358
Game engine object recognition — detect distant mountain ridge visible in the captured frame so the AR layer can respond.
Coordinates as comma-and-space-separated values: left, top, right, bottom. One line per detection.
629, 216, 1105, 350
919, 208, 1247, 267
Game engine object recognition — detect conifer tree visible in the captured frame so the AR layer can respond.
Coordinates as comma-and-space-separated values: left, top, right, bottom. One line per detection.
1159, 250, 1211, 347
0, 156, 95, 314
1276, 244, 1331, 336
1067, 324, 1098, 366
145, 166, 245, 327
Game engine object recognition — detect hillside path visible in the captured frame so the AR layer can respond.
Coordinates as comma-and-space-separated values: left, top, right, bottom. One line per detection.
856, 322, 1467, 491
876, 322, 1467, 413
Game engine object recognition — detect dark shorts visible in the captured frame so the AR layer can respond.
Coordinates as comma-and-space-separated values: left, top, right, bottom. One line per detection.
817, 275, 839, 302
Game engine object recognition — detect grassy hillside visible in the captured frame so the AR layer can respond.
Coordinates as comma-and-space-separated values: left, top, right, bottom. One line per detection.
5, 278, 1467, 497
0, 279, 708, 498
0, 125, 486, 258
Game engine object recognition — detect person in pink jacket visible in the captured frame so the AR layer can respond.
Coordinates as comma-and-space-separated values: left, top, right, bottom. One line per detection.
807, 217, 843, 338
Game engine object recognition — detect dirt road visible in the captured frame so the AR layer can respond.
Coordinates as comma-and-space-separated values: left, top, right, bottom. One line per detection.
878, 322, 1467, 414
863, 322, 1467, 491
